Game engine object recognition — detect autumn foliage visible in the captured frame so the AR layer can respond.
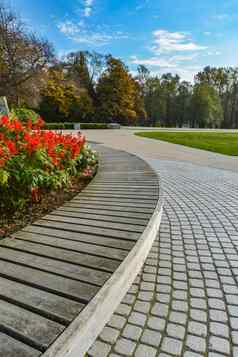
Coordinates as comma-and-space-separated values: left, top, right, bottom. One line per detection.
0, 114, 97, 213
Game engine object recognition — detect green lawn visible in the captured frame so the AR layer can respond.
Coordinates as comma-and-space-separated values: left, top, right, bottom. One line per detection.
135, 131, 238, 156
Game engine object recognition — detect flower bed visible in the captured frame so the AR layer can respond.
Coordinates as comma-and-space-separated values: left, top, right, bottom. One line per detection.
0, 114, 97, 237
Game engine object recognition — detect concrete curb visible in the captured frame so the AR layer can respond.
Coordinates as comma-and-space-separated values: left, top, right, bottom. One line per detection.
42, 158, 163, 357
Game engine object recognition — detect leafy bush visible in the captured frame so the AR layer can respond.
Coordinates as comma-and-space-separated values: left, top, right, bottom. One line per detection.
0, 115, 97, 214
10, 108, 40, 124
45, 123, 74, 130
80, 123, 108, 129
44, 122, 108, 129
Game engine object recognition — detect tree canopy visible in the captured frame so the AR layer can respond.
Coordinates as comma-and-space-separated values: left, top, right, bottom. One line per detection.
96, 56, 144, 124
2, 3, 238, 128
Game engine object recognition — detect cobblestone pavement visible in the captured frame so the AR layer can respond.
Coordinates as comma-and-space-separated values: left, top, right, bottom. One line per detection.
87, 160, 238, 357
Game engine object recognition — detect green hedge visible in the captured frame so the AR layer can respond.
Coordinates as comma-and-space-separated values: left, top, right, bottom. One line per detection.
44, 123, 109, 130
80, 123, 108, 129
44, 123, 74, 130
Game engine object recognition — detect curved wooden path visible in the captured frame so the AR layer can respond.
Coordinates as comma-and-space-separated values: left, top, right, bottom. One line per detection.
0, 145, 161, 357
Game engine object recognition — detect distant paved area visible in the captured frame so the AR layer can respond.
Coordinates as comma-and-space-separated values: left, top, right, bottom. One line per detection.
85, 130, 238, 356
82, 128, 238, 173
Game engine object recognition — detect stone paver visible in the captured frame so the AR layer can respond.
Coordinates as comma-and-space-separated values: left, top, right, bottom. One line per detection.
87, 154, 238, 357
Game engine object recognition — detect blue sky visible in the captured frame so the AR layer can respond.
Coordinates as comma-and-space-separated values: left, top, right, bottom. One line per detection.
10, 0, 238, 81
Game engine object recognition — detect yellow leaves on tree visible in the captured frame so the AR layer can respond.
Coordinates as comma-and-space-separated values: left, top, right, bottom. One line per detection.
40, 69, 94, 122
96, 56, 144, 124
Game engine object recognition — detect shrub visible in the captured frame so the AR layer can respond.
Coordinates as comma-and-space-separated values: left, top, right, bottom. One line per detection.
64, 123, 75, 130
80, 123, 108, 129
44, 122, 108, 130
44, 123, 74, 130
10, 108, 40, 124
0, 115, 97, 214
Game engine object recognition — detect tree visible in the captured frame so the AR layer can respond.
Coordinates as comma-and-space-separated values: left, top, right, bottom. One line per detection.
39, 69, 79, 122
66, 51, 106, 103
67, 51, 91, 89
70, 89, 94, 122
224, 68, 238, 128
144, 77, 162, 126
96, 56, 141, 124
194, 66, 238, 128
40, 69, 95, 122
136, 65, 150, 94
0, 3, 55, 106
160, 73, 180, 127
191, 83, 223, 128
176, 81, 193, 127
195, 66, 228, 96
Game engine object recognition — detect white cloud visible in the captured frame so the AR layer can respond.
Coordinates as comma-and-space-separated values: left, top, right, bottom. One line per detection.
130, 56, 177, 68
84, 0, 94, 17
171, 54, 198, 62
58, 20, 128, 46
207, 51, 221, 56
135, 0, 149, 11
130, 29, 207, 82
151, 29, 207, 54
212, 14, 230, 21
171, 66, 202, 82
85, 0, 93, 5
147, 66, 201, 82
130, 54, 198, 68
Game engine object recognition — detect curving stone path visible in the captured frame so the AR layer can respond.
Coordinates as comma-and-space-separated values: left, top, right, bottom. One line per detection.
87, 158, 238, 357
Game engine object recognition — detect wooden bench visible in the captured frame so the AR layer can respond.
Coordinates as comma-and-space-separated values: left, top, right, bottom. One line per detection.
0, 145, 163, 357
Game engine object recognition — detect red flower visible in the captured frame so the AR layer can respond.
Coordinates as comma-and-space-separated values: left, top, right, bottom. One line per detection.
12, 118, 23, 131
1, 116, 9, 127
5, 140, 18, 155
35, 117, 45, 129
27, 119, 33, 130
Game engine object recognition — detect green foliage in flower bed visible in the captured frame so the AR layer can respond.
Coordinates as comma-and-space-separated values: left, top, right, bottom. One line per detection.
0, 115, 97, 215
10, 108, 40, 124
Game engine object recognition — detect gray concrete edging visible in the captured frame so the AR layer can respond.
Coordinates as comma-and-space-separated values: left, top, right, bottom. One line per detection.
42, 167, 163, 357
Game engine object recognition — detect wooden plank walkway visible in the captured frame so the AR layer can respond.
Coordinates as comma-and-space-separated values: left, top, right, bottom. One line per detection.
0, 145, 160, 357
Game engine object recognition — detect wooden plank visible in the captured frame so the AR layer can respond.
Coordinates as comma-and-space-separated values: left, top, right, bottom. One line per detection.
0, 244, 110, 286
44, 214, 145, 233
89, 183, 158, 188
84, 186, 159, 193
22, 226, 134, 250
63, 204, 152, 218
85, 187, 159, 194
72, 197, 156, 209
0, 332, 41, 357
34, 220, 140, 241
78, 192, 158, 201
94, 177, 157, 181
13, 230, 129, 260
92, 182, 158, 187
0, 276, 84, 325
93, 173, 156, 177
0, 238, 121, 272
0, 300, 64, 351
0, 259, 98, 302
56, 208, 149, 226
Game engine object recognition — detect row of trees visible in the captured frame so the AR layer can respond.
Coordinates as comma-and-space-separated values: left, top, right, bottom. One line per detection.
139, 66, 238, 128
40, 52, 146, 125
1, 3, 238, 128
139, 69, 224, 128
